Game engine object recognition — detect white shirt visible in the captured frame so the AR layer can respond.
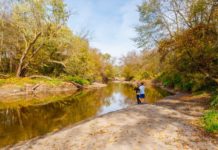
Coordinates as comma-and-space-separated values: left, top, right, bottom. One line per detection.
139, 85, 145, 94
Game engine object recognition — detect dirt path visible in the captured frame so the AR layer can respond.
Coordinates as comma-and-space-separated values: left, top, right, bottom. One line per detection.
156, 93, 212, 115
6, 94, 218, 150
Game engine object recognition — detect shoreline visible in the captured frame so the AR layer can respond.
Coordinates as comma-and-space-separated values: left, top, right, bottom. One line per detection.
113, 79, 179, 95
4, 92, 217, 150
0, 82, 107, 101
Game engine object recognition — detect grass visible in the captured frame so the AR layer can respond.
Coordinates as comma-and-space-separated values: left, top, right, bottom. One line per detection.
202, 91, 218, 133
202, 110, 218, 133
0, 77, 64, 87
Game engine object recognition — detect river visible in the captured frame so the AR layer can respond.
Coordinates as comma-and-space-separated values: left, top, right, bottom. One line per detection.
0, 83, 170, 148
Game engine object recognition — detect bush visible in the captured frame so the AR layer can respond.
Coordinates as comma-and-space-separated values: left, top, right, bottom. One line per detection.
157, 72, 217, 92
157, 72, 183, 89
181, 81, 193, 91
62, 75, 90, 85
202, 110, 218, 133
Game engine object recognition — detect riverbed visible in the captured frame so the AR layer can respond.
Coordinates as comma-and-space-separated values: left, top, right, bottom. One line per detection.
0, 83, 170, 148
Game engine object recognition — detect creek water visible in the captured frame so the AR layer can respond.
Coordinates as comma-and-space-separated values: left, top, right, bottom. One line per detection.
0, 83, 170, 148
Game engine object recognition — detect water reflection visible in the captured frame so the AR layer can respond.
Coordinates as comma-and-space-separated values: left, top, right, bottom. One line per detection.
98, 92, 129, 115
0, 83, 170, 148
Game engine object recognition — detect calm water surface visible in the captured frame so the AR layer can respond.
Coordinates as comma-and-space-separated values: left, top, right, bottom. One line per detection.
0, 83, 170, 148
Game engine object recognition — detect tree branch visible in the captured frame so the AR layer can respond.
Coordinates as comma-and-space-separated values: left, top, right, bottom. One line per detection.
48, 60, 66, 68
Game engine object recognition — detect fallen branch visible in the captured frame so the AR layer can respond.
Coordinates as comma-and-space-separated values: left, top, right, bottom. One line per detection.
69, 81, 83, 89
32, 84, 41, 91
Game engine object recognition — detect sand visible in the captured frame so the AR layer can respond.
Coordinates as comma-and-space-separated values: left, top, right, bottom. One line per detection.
6, 93, 218, 150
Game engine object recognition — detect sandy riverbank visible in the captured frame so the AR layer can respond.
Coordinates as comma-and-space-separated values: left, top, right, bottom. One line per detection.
5, 94, 218, 150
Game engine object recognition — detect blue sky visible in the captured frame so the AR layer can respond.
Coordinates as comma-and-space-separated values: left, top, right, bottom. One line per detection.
65, 0, 143, 58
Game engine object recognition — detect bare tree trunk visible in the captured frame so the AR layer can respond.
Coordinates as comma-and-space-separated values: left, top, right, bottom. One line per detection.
16, 32, 41, 77
16, 48, 28, 77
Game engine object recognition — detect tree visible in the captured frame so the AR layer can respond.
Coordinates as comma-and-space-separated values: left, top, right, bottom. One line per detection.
121, 50, 160, 81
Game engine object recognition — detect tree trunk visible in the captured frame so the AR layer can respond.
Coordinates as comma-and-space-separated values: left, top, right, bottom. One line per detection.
16, 60, 23, 77
16, 32, 42, 77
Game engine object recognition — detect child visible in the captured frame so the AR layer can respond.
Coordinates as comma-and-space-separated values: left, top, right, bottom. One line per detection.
134, 83, 141, 104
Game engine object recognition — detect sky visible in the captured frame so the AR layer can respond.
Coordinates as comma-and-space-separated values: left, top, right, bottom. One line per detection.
65, 0, 143, 58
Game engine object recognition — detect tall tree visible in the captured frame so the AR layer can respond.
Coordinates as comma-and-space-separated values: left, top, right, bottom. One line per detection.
1, 0, 69, 77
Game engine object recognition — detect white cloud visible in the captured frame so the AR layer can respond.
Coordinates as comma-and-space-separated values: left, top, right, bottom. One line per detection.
66, 0, 143, 58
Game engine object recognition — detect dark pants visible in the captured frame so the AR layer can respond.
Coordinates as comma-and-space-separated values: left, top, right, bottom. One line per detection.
136, 95, 141, 104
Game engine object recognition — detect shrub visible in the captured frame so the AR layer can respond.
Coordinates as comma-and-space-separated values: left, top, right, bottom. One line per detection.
181, 81, 193, 91
202, 110, 218, 133
157, 72, 217, 92
157, 72, 183, 89
62, 75, 90, 85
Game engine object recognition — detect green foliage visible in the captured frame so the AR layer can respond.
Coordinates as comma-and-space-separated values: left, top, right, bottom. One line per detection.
157, 72, 212, 92
62, 75, 90, 85
202, 110, 218, 133
157, 73, 181, 88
